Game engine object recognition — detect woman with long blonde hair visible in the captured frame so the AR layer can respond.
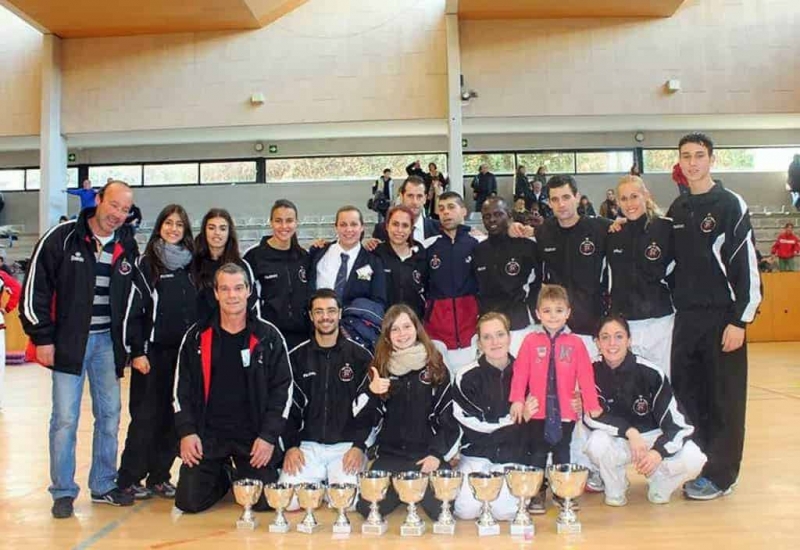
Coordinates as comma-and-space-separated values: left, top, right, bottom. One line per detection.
353, 304, 459, 520
606, 175, 675, 378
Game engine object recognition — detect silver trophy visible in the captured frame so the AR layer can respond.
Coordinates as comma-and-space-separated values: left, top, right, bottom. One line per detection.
547, 464, 589, 534
467, 471, 505, 536
263, 482, 294, 533
295, 482, 326, 534
327, 483, 357, 535
392, 471, 429, 537
430, 470, 463, 535
232, 479, 264, 530
504, 464, 545, 538
358, 470, 392, 535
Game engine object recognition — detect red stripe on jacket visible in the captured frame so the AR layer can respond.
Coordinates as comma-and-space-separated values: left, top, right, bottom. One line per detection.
200, 326, 259, 403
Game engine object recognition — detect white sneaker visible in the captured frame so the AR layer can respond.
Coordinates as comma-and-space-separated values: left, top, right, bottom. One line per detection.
604, 494, 628, 507
647, 487, 671, 505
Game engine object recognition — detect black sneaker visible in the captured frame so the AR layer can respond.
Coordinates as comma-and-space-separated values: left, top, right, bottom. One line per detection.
148, 481, 176, 499
91, 487, 135, 507
528, 488, 547, 515
122, 483, 152, 500
51, 497, 74, 519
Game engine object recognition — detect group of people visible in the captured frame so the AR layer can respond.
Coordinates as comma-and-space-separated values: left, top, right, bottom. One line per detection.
20, 132, 761, 524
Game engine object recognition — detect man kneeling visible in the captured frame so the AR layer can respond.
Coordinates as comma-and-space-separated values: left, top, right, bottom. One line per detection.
173, 263, 292, 513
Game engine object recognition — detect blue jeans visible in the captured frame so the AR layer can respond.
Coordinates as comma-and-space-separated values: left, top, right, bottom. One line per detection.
49, 331, 121, 500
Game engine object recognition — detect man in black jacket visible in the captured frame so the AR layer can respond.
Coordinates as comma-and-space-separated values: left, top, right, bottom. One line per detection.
20, 181, 138, 518
279, 289, 373, 508
470, 164, 497, 213
173, 263, 292, 513
372, 176, 440, 243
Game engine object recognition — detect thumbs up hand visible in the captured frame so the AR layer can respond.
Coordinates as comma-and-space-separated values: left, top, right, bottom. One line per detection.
369, 367, 391, 395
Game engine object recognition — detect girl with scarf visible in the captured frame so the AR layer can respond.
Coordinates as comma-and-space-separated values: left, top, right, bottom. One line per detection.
353, 304, 460, 520
118, 204, 197, 500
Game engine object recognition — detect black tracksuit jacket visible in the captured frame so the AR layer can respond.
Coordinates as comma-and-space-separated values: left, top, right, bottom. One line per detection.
372, 241, 427, 320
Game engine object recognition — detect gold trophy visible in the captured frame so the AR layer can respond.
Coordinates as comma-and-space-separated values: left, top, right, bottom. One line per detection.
232, 479, 264, 530
504, 464, 544, 538
358, 470, 392, 535
392, 471, 429, 536
263, 482, 294, 533
327, 483, 357, 535
467, 471, 505, 537
295, 482, 326, 534
548, 464, 589, 534
430, 470, 463, 535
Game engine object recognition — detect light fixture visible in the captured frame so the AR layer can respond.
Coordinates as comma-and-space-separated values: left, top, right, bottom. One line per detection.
250, 92, 266, 105
665, 79, 681, 93
460, 74, 478, 102
254, 142, 264, 152
634, 132, 645, 143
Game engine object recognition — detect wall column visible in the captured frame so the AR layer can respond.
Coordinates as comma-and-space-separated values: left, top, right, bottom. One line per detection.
445, 7, 463, 196
39, 33, 67, 235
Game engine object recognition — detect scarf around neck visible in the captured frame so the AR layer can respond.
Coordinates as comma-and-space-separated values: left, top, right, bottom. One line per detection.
387, 343, 428, 377
154, 239, 193, 271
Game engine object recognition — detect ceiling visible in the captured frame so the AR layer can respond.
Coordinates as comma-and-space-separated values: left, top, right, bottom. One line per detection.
1, 0, 308, 38
457, 0, 687, 19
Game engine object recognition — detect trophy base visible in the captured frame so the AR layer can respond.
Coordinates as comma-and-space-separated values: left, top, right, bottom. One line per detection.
332, 524, 352, 535
400, 523, 426, 537
433, 522, 456, 535
236, 519, 258, 530
510, 523, 535, 538
268, 523, 290, 534
362, 521, 388, 536
556, 521, 582, 535
297, 523, 322, 534
476, 522, 501, 537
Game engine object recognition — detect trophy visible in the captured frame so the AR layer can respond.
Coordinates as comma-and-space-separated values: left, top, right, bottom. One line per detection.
467, 471, 505, 536
358, 470, 392, 535
327, 483, 358, 535
504, 464, 545, 538
232, 479, 264, 530
295, 482, 326, 534
430, 470, 463, 535
547, 464, 589, 534
392, 471, 429, 537
263, 482, 294, 533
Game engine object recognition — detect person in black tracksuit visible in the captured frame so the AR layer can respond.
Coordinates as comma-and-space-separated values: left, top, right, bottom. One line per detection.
243, 201, 311, 350
172, 273, 293, 513
118, 205, 197, 499
470, 165, 498, 213
667, 135, 761, 499
353, 304, 461, 520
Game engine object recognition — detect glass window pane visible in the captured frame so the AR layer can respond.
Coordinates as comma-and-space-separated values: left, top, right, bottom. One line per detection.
88, 165, 142, 186
463, 153, 515, 175
144, 163, 198, 186
576, 151, 634, 173
642, 149, 676, 173
67, 167, 79, 188
26, 168, 79, 190
265, 155, 447, 182
0, 170, 24, 191
714, 147, 800, 172
201, 161, 257, 184
517, 152, 575, 174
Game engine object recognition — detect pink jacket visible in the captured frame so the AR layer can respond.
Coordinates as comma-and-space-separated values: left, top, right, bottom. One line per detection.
510, 330, 600, 422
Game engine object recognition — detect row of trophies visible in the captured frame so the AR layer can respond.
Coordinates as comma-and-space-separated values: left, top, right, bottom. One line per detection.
233, 463, 589, 537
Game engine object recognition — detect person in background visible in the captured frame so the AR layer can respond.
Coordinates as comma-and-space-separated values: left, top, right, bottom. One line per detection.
770, 222, 800, 272
0, 265, 21, 409
533, 166, 548, 187
514, 165, 530, 203
427, 163, 449, 220
372, 169, 393, 223
577, 196, 596, 217
512, 197, 535, 227
599, 189, 620, 220
672, 163, 690, 196
470, 164, 497, 213
372, 176, 440, 244
788, 154, 800, 210
67, 179, 98, 212
0, 249, 13, 276
630, 162, 642, 177
529, 179, 552, 218
126, 204, 142, 231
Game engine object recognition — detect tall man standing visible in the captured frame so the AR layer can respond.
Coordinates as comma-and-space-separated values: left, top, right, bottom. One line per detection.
372, 176, 440, 243
21, 181, 139, 518
470, 164, 497, 213
668, 133, 761, 501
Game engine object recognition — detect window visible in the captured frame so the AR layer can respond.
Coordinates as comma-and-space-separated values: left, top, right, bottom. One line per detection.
144, 163, 198, 186
642, 149, 676, 173
463, 153, 515, 175
88, 165, 143, 186
517, 152, 575, 174
576, 151, 634, 173
265, 155, 447, 182
201, 161, 257, 184
0, 169, 24, 191
26, 167, 80, 190
713, 147, 800, 172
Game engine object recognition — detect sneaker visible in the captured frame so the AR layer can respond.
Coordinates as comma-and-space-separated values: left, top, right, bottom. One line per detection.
585, 471, 605, 493
647, 487, 671, 505
683, 477, 729, 501
122, 483, 152, 500
148, 481, 176, 499
528, 489, 547, 515
91, 487, 135, 507
604, 493, 628, 507
553, 494, 580, 511
51, 497, 74, 519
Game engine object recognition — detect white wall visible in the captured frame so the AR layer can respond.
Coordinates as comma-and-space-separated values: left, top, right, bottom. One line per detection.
0, 6, 42, 137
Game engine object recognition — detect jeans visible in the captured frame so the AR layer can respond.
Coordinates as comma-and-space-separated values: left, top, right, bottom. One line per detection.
49, 331, 121, 500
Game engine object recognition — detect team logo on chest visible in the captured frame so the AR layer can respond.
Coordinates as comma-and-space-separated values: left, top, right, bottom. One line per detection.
536, 346, 547, 363
298, 266, 307, 283
412, 269, 422, 285
419, 368, 432, 385
633, 395, 650, 416
430, 254, 442, 270
558, 345, 573, 363
505, 258, 521, 276
700, 213, 716, 233
339, 363, 354, 382
579, 238, 596, 256
118, 259, 132, 275
645, 242, 662, 261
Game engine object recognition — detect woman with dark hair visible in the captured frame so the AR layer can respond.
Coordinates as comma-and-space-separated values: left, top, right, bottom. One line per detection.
371, 205, 427, 319
584, 315, 706, 506
243, 200, 311, 350
427, 162, 449, 219
118, 204, 197, 500
577, 196, 596, 217
192, 208, 251, 321
354, 304, 459, 520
